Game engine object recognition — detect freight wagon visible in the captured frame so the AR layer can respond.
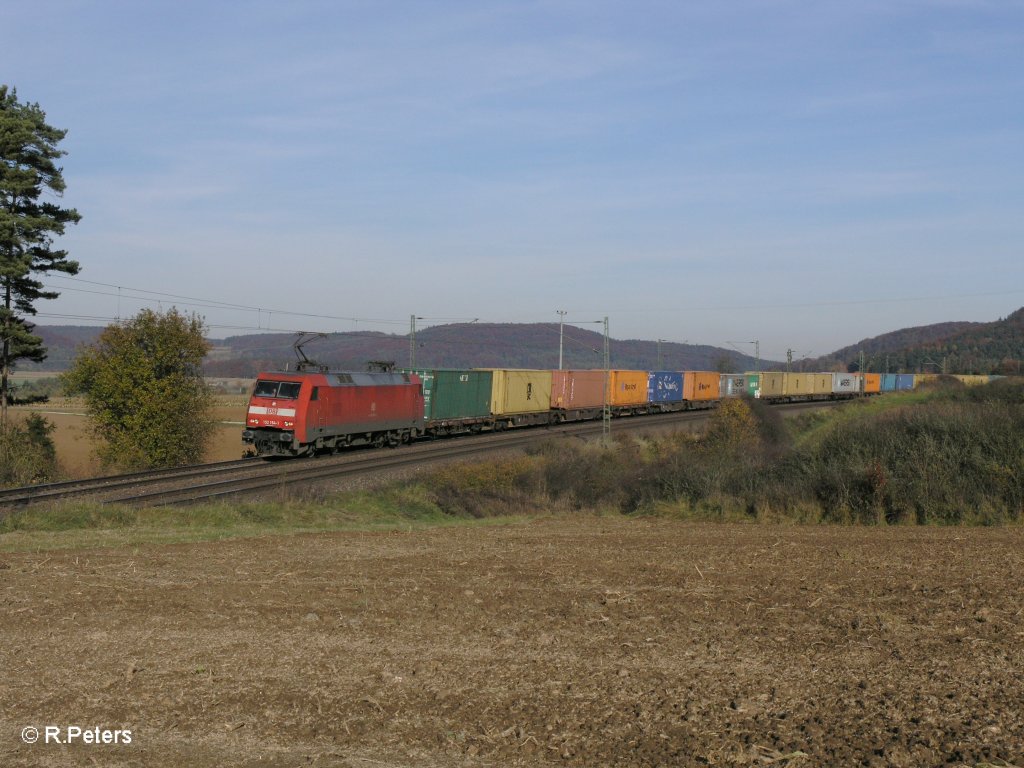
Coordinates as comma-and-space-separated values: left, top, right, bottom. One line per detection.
608, 370, 649, 413
402, 368, 492, 435
648, 371, 685, 411
483, 369, 553, 428
551, 370, 606, 422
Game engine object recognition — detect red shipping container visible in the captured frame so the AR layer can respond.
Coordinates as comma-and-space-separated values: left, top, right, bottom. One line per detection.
551, 370, 606, 410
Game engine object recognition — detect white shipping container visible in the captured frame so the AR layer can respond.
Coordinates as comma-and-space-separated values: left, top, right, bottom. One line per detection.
832, 372, 860, 394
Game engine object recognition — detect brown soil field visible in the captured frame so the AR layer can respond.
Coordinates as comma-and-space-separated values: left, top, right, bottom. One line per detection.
2, 518, 1022, 767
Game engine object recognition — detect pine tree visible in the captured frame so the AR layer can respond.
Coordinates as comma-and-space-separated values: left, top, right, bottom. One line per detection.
0, 85, 81, 428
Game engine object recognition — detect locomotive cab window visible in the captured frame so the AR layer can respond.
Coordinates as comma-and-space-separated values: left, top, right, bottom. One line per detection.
253, 380, 279, 398
253, 381, 302, 399
310, 387, 319, 401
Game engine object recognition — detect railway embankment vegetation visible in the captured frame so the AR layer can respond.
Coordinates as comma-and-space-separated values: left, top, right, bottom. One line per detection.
425, 377, 1023, 526
2, 378, 1021, 551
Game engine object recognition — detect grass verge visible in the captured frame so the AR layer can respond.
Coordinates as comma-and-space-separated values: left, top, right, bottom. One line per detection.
0, 484, 533, 553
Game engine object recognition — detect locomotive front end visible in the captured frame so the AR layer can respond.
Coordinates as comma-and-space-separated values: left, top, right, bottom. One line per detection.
242, 376, 304, 456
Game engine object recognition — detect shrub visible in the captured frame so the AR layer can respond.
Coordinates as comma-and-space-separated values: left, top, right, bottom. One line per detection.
0, 414, 60, 487
427, 454, 544, 517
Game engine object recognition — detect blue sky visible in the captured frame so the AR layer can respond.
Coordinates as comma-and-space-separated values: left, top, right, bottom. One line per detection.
4, 0, 1023, 360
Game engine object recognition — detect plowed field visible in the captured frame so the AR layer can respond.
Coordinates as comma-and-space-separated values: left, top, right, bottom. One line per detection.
2, 518, 1023, 767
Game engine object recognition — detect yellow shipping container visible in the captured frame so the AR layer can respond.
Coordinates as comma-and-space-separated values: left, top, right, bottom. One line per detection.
783, 373, 814, 396
914, 374, 938, 388
608, 370, 649, 407
954, 374, 988, 387
757, 372, 785, 397
683, 371, 721, 401
811, 373, 833, 394
484, 369, 552, 415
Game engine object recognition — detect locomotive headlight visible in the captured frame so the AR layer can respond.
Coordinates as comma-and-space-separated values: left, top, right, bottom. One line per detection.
284, 420, 294, 427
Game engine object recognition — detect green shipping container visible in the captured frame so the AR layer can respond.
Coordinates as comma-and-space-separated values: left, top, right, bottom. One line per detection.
400, 368, 492, 422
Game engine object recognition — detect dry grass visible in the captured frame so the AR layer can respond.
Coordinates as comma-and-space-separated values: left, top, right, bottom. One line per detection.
7, 395, 250, 478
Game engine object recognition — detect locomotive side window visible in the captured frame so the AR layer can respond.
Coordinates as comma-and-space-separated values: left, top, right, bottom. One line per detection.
310, 387, 319, 401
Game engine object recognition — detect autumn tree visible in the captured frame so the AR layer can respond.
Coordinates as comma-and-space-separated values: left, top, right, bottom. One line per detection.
0, 85, 81, 428
62, 308, 216, 470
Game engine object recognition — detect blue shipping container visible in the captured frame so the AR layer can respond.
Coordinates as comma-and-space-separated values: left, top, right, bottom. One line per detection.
895, 374, 915, 391
647, 371, 684, 403
880, 374, 898, 392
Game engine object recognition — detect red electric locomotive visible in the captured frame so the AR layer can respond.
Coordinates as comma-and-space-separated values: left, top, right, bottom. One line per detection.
242, 369, 425, 457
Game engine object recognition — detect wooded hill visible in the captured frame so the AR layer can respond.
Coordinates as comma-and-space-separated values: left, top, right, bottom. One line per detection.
26, 323, 768, 376
24, 309, 1024, 376
805, 308, 1024, 375
202, 323, 772, 377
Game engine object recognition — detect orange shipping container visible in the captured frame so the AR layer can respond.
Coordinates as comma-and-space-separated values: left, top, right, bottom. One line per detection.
863, 373, 881, 393
608, 370, 648, 407
683, 371, 720, 401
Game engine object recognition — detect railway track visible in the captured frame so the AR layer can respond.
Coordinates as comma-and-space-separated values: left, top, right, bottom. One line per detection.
0, 399, 841, 512
0, 458, 260, 510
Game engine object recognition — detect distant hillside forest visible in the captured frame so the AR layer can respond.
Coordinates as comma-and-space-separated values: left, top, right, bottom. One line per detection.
23, 323, 769, 376
201, 324, 772, 377
805, 308, 1024, 376
21, 309, 1024, 377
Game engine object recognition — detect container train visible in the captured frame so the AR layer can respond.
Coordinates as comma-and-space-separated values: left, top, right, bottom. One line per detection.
242, 367, 993, 458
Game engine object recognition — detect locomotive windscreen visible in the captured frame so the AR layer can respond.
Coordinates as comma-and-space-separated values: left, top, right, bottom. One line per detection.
253, 381, 302, 399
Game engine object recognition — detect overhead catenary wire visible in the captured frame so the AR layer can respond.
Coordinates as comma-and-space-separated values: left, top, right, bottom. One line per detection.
42, 275, 411, 328
44, 275, 1024, 329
